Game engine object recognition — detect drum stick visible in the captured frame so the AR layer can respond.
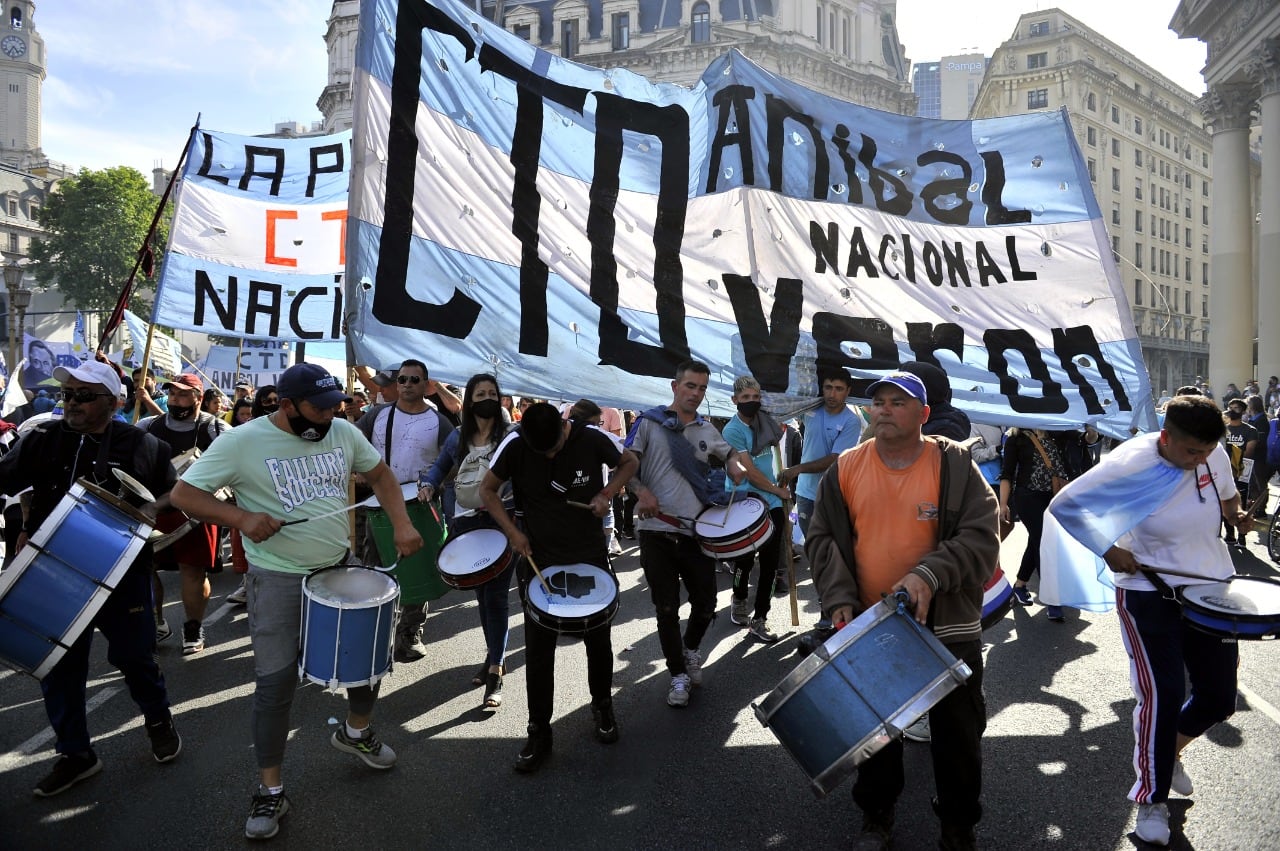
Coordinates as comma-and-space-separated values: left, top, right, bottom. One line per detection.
280, 492, 382, 526
525, 554, 554, 596
566, 500, 593, 510
1139, 565, 1222, 582
784, 498, 799, 627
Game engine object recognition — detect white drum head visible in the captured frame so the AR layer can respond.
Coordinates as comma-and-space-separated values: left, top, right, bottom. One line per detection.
305, 567, 398, 606
695, 496, 766, 538
439, 528, 509, 577
528, 564, 617, 618
1182, 578, 1280, 616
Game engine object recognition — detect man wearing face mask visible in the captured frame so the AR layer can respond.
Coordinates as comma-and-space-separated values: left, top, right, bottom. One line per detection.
722, 375, 792, 643
141, 373, 229, 652
170, 362, 423, 839
356, 359, 455, 661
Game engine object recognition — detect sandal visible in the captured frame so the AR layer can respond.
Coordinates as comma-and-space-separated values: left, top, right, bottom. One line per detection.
483, 672, 504, 708
471, 663, 488, 687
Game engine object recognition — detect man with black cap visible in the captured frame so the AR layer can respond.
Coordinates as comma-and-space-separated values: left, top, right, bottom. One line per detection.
0, 360, 182, 797
170, 362, 423, 840
806, 372, 998, 851
479, 401, 638, 773
141, 372, 230, 653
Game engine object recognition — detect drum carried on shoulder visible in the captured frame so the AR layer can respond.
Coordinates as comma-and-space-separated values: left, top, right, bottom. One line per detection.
0, 480, 154, 678
753, 591, 972, 797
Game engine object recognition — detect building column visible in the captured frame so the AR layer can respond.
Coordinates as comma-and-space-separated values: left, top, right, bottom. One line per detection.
1202, 83, 1257, 396
1254, 43, 1280, 386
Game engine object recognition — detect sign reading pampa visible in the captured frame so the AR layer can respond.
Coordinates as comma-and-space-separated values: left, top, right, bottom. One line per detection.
151, 128, 351, 342
345, 0, 1153, 436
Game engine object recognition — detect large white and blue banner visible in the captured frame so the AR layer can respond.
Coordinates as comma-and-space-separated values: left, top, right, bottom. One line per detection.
151, 128, 351, 342
347, 0, 1156, 436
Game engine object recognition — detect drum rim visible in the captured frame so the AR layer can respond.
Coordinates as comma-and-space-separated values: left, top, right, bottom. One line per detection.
525, 563, 620, 620
303, 565, 400, 607
1179, 575, 1280, 623
75, 478, 154, 528
699, 516, 774, 558
694, 494, 768, 539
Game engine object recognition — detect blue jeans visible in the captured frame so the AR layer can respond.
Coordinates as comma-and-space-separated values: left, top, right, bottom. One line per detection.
451, 512, 514, 668
41, 565, 170, 755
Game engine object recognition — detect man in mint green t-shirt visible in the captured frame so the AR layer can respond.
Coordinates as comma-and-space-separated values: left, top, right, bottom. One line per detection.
172, 363, 422, 840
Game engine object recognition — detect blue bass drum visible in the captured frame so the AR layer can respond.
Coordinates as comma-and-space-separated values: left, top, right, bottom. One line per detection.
753, 593, 972, 797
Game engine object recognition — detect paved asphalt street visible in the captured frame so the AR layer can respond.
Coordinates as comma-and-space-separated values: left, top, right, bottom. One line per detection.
2, 520, 1279, 850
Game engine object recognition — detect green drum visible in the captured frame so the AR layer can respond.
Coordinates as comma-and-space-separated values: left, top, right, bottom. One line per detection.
369, 500, 449, 604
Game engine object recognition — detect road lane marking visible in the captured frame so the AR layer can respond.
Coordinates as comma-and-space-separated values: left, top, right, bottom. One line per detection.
1239, 682, 1280, 726
0, 686, 122, 772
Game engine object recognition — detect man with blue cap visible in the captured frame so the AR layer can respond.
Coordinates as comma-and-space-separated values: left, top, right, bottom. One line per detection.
806, 372, 998, 851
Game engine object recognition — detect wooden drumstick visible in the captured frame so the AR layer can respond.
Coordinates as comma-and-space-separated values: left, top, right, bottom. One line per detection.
1139, 565, 1222, 582
784, 497, 799, 627
525, 553, 554, 596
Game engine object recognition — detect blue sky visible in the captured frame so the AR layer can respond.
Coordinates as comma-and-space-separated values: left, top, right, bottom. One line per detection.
36, 1, 1206, 177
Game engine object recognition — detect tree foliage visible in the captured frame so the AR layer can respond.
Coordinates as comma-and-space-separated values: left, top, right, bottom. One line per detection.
29, 166, 167, 313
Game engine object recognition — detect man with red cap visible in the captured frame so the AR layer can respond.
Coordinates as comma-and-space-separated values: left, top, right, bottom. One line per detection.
140, 373, 229, 653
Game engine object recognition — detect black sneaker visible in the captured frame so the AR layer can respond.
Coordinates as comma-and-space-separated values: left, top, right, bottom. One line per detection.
146, 716, 182, 763
245, 787, 291, 840
514, 724, 552, 773
33, 752, 102, 797
592, 699, 619, 744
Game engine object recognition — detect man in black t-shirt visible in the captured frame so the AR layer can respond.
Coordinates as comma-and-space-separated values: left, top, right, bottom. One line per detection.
1222, 399, 1258, 548
0, 361, 181, 797
479, 402, 638, 774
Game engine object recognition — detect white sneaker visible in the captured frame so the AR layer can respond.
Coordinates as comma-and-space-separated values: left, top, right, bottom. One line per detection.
1135, 802, 1170, 846
227, 580, 248, 606
682, 648, 703, 686
667, 673, 691, 708
1170, 759, 1193, 796
608, 535, 623, 555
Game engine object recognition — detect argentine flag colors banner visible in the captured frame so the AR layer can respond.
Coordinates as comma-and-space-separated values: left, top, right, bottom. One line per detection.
151, 128, 351, 342
347, 0, 1156, 436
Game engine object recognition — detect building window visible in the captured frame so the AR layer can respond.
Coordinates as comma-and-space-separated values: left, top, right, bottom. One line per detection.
612, 13, 629, 50
1027, 89, 1048, 109
26, 201, 37, 219
1135, 243, 1143, 268
1134, 280, 1143, 306
1134, 210, 1143, 232
6, 197, 14, 216
1112, 204, 1121, 225
692, 2, 711, 44
6, 83, 14, 94
1202, 152, 1208, 167
1112, 105, 1120, 124
1185, 258, 1191, 281
1184, 291, 1191, 314
1134, 117, 1143, 135
843, 18, 850, 56
1134, 178, 1143, 201
815, 5, 822, 45
1087, 158, 1096, 182
1202, 293, 1208, 316
513, 24, 531, 41
1112, 235, 1121, 257
1112, 168, 1121, 191
1135, 149, 1144, 167
560, 20, 578, 58
1028, 52, 1048, 69
6, 232, 15, 252
1029, 20, 1050, 36
1087, 126, 1096, 147
1202, 206, 1209, 225
1201, 179, 1209, 197
1087, 92, 1097, 111
1112, 138, 1120, 157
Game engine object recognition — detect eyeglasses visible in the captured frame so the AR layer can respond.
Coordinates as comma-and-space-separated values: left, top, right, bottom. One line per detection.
60, 388, 114, 403
396, 375, 422, 385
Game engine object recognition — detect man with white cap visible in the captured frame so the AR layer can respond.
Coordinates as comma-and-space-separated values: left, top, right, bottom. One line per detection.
806, 372, 998, 851
0, 360, 182, 797
170, 362, 423, 840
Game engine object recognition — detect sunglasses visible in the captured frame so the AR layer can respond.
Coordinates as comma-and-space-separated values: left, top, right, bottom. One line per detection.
396, 375, 422, 385
60, 388, 114, 403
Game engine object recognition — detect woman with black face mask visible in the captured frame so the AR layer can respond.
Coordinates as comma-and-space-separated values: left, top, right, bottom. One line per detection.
251, 385, 279, 419
418, 373, 516, 708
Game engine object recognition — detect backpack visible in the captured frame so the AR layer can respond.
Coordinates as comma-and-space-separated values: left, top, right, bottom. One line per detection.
1267, 418, 1280, 467
453, 442, 494, 510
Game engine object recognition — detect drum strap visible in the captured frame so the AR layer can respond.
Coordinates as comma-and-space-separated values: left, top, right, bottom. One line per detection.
1139, 567, 1179, 601
383, 405, 396, 467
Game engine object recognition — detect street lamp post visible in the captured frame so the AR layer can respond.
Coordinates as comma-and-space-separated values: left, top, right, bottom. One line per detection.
3, 257, 23, 377
13, 282, 32, 374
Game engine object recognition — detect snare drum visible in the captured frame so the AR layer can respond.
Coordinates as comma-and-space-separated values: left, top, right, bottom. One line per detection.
368, 499, 450, 604
437, 528, 514, 589
0, 480, 154, 678
753, 594, 973, 797
694, 495, 774, 560
299, 566, 399, 690
1180, 576, 1280, 640
523, 563, 619, 636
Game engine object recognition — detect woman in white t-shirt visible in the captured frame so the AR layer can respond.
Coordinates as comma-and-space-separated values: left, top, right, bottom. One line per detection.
419, 374, 514, 709
1053, 395, 1250, 846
